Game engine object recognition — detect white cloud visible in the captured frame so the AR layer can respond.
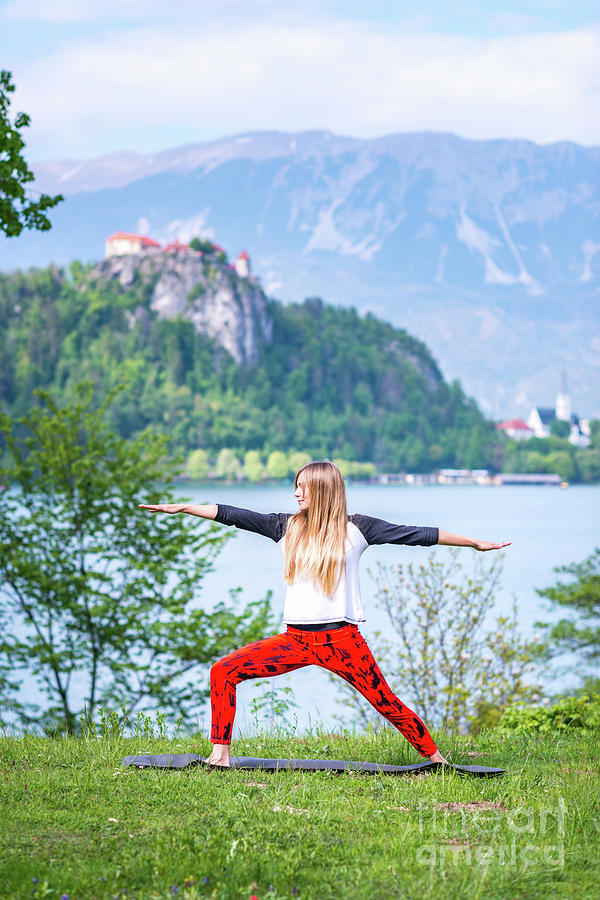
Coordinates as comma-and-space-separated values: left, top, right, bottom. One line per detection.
14, 20, 600, 159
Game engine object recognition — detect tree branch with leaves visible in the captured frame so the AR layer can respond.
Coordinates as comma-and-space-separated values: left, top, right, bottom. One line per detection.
536, 548, 600, 691
0, 70, 63, 238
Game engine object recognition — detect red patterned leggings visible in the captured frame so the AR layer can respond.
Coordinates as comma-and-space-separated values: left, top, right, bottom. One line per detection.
209, 623, 437, 757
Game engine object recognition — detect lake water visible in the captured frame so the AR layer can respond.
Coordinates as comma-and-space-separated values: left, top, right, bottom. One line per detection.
188, 482, 599, 738
10, 483, 599, 738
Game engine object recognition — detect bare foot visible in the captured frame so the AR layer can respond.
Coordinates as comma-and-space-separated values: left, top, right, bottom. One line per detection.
429, 750, 450, 764
205, 743, 231, 768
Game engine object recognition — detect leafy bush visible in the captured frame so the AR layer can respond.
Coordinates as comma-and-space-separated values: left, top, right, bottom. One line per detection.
333, 551, 542, 733
499, 693, 600, 733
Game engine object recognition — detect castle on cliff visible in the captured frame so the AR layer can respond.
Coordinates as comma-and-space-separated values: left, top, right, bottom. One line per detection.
104, 232, 251, 278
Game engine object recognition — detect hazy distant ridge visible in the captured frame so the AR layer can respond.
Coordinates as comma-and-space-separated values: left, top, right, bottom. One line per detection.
32, 130, 599, 296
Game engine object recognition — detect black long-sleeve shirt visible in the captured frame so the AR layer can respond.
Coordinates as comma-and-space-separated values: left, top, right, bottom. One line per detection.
215, 505, 438, 625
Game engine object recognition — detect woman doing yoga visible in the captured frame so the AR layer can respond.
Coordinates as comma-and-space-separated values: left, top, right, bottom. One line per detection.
141, 460, 510, 767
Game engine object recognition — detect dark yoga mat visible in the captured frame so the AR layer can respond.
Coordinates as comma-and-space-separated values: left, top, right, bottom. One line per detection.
121, 754, 505, 778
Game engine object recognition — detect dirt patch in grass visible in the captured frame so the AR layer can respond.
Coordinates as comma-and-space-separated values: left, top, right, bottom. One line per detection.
434, 801, 507, 812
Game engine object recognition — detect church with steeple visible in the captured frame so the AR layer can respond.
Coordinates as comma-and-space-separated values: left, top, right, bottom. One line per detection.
527, 373, 591, 446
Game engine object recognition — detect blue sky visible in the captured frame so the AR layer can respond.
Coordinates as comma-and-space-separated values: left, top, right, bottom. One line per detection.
2, 0, 599, 160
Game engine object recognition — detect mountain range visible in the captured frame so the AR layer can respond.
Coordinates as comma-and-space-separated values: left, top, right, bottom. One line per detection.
2, 129, 598, 418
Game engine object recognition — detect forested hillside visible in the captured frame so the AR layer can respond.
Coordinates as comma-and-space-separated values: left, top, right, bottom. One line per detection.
0, 259, 497, 471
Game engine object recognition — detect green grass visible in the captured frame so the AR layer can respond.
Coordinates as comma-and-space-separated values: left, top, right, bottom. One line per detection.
1, 727, 599, 900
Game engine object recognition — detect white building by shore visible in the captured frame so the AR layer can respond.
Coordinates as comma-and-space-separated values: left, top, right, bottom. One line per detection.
496, 419, 534, 441
526, 377, 590, 447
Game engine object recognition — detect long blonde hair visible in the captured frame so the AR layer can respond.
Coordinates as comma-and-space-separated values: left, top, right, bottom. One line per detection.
284, 460, 348, 596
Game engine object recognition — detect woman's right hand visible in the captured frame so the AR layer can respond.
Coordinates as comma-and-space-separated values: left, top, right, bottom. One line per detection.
139, 503, 187, 514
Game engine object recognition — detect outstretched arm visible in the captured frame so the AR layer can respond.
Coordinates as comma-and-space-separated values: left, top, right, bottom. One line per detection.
139, 503, 218, 519
139, 503, 289, 542
438, 530, 511, 552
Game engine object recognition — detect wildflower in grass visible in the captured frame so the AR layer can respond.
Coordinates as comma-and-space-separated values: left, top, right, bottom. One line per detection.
202, 877, 209, 884
60, 895, 70, 900
183, 877, 194, 887
171, 887, 179, 895
292, 887, 298, 895
33, 878, 38, 884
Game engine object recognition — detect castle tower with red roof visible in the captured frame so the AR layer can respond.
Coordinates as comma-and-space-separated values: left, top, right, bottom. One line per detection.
234, 250, 251, 278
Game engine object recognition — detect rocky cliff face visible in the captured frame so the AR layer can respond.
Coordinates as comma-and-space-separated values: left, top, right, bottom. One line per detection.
94, 251, 272, 365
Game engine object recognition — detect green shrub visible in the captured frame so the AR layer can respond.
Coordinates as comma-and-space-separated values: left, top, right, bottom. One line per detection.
499, 693, 600, 733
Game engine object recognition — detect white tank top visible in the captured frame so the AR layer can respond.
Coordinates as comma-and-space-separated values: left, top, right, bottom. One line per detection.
214, 504, 439, 625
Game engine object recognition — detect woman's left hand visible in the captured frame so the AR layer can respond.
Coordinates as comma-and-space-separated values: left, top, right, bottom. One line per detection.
474, 540, 511, 551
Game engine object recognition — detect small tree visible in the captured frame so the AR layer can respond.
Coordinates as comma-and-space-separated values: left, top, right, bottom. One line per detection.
187, 448, 209, 480
189, 237, 217, 254
333, 458, 352, 478
267, 450, 289, 480
545, 450, 576, 482
288, 451, 311, 476
331, 551, 541, 732
243, 450, 264, 482
0, 386, 274, 731
550, 419, 570, 439
536, 548, 600, 684
0, 71, 63, 237
215, 448, 241, 481
353, 462, 376, 480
